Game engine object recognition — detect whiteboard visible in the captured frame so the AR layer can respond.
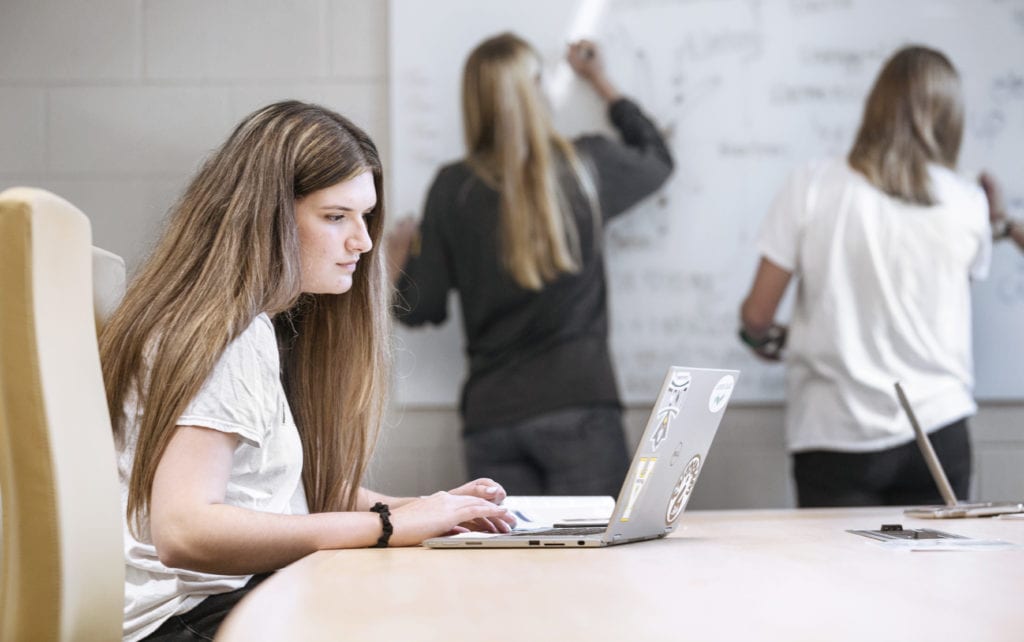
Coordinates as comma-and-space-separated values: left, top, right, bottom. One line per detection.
388, 0, 1024, 405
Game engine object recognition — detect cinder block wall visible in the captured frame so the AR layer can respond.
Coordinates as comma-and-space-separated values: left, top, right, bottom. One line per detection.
0, 0, 387, 270
2, 0, 1020, 509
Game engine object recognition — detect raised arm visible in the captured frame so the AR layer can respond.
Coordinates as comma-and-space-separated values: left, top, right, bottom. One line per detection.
567, 39, 623, 103
385, 217, 419, 288
391, 168, 457, 327
568, 40, 673, 220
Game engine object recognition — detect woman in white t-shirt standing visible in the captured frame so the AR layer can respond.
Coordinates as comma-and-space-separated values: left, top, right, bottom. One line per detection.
738, 46, 991, 508
101, 101, 515, 641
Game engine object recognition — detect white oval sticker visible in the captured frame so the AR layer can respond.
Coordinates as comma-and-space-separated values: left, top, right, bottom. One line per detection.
708, 375, 735, 413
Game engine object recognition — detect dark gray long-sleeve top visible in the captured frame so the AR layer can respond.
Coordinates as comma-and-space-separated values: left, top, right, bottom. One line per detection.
395, 98, 673, 432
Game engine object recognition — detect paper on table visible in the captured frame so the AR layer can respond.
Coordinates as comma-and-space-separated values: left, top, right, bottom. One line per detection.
502, 496, 615, 531
872, 538, 1020, 552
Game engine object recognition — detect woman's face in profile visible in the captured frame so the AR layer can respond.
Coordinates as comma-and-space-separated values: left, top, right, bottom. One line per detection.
294, 170, 376, 295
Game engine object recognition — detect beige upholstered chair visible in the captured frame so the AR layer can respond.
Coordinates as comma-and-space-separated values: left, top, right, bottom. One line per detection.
0, 187, 125, 641
93, 245, 127, 332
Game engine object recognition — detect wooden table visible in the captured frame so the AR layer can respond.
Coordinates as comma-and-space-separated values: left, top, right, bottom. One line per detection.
217, 507, 1024, 641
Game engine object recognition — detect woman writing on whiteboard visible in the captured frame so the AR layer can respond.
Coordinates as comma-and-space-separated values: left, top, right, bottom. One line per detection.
387, 33, 673, 495
738, 46, 991, 507
103, 102, 514, 641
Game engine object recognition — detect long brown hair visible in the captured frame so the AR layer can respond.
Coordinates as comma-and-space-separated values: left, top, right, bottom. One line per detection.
848, 45, 964, 206
462, 32, 597, 290
101, 101, 391, 534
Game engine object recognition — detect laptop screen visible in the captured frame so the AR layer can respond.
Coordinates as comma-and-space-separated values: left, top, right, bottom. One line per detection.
893, 381, 959, 507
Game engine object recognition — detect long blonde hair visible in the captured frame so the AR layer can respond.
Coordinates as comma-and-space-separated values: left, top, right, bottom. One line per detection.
848, 45, 964, 206
463, 32, 596, 290
101, 101, 391, 534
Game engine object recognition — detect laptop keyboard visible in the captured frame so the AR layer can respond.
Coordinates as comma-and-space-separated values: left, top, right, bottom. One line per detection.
510, 526, 606, 537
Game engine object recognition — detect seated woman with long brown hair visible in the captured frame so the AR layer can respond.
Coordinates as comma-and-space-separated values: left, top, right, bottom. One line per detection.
103, 101, 515, 641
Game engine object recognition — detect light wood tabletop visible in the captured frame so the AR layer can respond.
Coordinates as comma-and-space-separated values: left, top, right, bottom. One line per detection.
217, 507, 1024, 641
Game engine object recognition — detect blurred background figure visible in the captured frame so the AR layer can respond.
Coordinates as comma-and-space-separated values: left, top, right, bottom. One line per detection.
739, 46, 990, 508
388, 33, 673, 495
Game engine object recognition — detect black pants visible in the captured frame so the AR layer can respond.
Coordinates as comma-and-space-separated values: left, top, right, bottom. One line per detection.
143, 573, 271, 641
463, 405, 630, 496
792, 419, 971, 508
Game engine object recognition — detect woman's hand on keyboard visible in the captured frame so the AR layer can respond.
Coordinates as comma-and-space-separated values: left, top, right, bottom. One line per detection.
388, 491, 514, 546
448, 477, 508, 505
447, 477, 517, 534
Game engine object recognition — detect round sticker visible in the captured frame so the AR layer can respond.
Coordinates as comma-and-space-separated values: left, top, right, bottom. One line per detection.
666, 455, 701, 525
708, 374, 735, 413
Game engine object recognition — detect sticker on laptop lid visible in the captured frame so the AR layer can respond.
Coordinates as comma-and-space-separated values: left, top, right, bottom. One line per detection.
651, 371, 691, 451
651, 412, 674, 452
666, 370, 691, 408
619, 457, 656, 522
708, 375, 735, 413
666, 455, 702, 525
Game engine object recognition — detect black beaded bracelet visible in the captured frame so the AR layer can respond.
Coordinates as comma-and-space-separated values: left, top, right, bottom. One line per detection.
369, 502, 393, 548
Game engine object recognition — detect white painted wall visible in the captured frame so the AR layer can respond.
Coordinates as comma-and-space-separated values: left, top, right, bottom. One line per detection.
2, 0, 1021, 509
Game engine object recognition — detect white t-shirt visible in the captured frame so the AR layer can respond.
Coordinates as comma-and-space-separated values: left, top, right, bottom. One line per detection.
758, 159, 991, 453
118, 313, 308, 641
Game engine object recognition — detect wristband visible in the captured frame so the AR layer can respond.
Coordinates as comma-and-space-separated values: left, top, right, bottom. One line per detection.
739, 327, 773, 349
994, 219, 1011, 240
739, 325, 787, 359
994, 218, 1018, 240
369, 502, 393, 548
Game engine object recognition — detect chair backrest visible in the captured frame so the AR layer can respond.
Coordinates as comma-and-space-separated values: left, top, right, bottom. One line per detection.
93, 245, 127, 332
0, 187, 124, 641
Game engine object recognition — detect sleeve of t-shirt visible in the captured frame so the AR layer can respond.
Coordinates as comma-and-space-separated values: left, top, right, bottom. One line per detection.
757, 165, 809, 275
967, 182, 993, 281
394, 166, 455, 327
575, 98, 674, 223
176, 319, 278, 448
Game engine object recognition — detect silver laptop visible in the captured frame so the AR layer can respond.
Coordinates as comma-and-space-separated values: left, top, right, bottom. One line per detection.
895, 381, 1024, 519
424, 366, 739, 548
